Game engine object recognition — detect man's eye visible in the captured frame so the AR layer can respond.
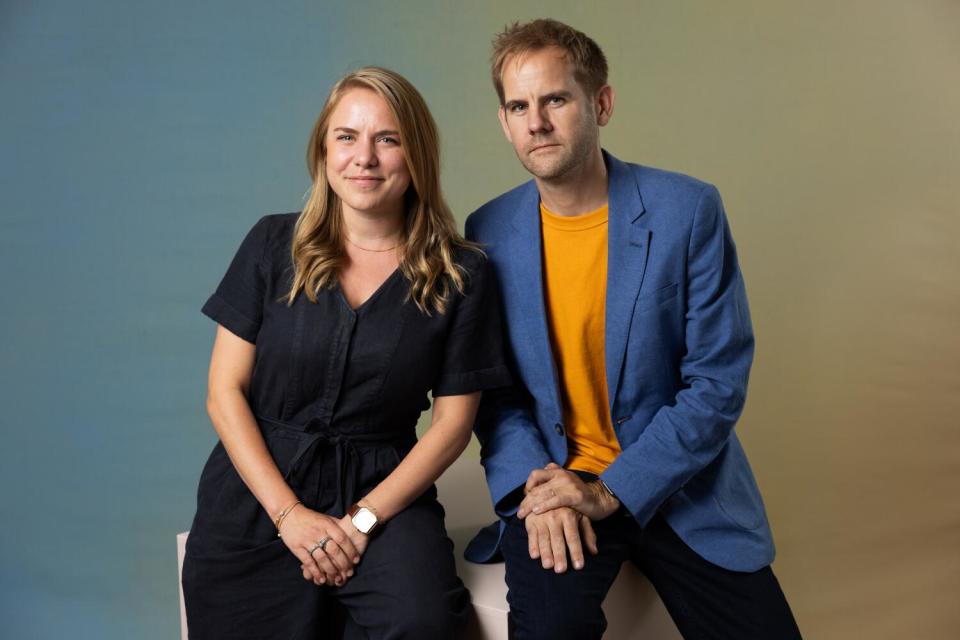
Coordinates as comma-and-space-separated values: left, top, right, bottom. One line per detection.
510, 104, 526, 113
548, 97, 565, 105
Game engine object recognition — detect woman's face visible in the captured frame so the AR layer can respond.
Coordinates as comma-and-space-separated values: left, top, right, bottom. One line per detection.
325, 88, 412, 220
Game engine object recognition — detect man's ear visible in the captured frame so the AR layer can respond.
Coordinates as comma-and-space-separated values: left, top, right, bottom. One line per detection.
596, 85, 615, 126
498, 105, 514, 143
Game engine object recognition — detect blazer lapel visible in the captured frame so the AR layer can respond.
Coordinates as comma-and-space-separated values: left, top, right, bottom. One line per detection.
507, 181, 563, 419
604, 151, 649, 412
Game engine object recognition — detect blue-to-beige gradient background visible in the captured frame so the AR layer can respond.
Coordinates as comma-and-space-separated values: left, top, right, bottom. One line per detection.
2, 1, 958, 638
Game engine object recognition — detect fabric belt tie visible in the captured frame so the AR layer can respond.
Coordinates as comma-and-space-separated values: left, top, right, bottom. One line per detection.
256, 415, 411, 518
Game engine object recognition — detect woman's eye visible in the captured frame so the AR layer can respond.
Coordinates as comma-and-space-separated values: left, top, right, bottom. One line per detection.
337, 134, 353, 141
378, 136, 399, 144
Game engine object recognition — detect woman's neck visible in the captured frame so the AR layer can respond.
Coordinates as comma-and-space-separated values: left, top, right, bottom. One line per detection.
342, 206, 404, 251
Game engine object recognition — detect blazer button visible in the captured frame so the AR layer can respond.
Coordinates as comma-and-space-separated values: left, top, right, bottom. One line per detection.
554, 423, 564, 436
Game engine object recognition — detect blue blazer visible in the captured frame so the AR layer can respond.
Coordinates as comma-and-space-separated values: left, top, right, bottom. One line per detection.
463, 151, 775, 572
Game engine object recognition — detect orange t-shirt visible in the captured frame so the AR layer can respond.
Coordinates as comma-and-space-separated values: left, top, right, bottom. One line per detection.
540, 201, 621, 475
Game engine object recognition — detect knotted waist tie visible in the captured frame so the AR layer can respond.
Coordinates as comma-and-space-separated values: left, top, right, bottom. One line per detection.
256, 415, 415, 517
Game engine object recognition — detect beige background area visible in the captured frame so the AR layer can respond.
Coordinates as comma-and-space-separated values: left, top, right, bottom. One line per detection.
422, 2, 960, 637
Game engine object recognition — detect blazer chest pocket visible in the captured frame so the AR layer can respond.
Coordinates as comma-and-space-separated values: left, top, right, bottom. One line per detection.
634, 282, 678, 314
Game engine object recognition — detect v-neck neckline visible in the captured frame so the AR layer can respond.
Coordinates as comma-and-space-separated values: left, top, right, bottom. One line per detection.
336, 267, 402, 313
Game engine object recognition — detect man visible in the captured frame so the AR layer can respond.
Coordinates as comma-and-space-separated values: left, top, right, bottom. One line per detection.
464, 19, 801, 639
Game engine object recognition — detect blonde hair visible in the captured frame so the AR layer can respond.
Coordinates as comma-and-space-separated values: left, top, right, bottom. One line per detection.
491, 19, 608, 105
288, 66, 478, 315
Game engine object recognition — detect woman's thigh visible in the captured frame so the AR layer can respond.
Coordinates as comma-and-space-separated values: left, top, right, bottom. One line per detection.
182, 537, 336, 639
336, 498, 470, 640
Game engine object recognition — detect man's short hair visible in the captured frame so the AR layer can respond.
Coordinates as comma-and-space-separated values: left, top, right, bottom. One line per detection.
491, 18, 609, 105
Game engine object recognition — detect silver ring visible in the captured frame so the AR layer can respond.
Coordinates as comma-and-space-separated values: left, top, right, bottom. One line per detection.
309, 536, 331, 556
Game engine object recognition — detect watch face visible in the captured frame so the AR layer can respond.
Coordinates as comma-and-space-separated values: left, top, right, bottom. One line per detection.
353, 508, 377, 533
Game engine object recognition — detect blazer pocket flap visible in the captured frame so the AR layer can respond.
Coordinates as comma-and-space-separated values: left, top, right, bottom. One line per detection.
635, 282, 678, 313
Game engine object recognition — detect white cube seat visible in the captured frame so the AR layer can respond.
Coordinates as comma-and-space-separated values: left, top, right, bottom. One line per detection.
177, 456, 681, 639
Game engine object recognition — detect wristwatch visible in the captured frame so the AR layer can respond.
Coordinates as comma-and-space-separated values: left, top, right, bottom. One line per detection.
348, 503, 380, 535
595, 478, 617, 500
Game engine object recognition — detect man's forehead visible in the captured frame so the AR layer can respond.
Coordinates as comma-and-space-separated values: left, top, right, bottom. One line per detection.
502, 47, 576, 92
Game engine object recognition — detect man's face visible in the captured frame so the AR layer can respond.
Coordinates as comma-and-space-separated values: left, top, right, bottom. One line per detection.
498, 47, 604, 181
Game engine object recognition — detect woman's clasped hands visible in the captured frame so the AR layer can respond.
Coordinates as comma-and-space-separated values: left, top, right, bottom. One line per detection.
278, 506, 369, 587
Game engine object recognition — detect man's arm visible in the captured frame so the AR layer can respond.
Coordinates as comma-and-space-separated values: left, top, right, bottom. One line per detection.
520, 185, 754, 527
472, 360, 553, 515
464, 214, 554, 516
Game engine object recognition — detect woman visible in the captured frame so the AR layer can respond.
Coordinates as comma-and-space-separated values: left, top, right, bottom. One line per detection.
182, 67, 510, 639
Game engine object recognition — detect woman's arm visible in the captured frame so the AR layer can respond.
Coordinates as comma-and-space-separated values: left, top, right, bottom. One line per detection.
207, 325, 359, 586
361, 392, 480, 521
331, 393, 480, 551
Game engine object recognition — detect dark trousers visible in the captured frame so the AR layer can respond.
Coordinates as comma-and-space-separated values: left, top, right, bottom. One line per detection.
501, 509, 801, 639
183, 498, 470, 639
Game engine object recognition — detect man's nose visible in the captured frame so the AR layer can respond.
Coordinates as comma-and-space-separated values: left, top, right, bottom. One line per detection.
527, 107, 553, 134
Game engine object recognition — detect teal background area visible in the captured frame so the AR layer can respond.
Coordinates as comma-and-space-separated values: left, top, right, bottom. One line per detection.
0, 3, 534, 637
2, 1, 959, 638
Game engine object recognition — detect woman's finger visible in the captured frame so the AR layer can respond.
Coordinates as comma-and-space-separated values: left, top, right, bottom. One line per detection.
322, 538, 354, 580
329, 526, 360, 565
313, 549, 342, 585
294, 547, 325, 586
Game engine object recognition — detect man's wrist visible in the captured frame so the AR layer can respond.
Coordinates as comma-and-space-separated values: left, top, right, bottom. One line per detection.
595, 478, 617, 501
591, 478, 620, 514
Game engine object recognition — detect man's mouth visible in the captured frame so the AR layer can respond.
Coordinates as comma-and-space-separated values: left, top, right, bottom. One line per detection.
530, 143, 560, 153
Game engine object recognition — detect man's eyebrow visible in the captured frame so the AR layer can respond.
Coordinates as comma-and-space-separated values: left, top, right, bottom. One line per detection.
542, 90, 573, 101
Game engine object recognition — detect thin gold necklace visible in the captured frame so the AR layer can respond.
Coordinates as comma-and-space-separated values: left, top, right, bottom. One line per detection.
345, 236, 400, 253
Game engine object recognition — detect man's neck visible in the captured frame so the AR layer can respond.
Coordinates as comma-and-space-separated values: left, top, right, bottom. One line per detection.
536, 149, 608, 216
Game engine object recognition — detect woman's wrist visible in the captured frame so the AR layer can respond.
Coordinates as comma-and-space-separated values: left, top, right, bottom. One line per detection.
349, 500, 383, 535
272, 497, 303, 535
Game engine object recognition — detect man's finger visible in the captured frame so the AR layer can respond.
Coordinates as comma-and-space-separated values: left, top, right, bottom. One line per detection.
519, 486, 576, 517
547, 515, 568, 573
561, 511, 585, 570
526, 518, 540, 559
537, 520, 554, 569
525, 469, 553, 492
580, 516, 599, 555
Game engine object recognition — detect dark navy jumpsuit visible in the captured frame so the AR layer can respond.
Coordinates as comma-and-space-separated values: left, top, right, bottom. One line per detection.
182, 213, 510, 639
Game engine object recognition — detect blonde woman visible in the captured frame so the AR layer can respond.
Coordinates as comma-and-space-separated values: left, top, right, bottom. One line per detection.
182, 67, 510, 639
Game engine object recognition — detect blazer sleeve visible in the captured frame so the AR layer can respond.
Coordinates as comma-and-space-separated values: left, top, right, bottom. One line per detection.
465, 214, 553, 517
600, 185, 755, 526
